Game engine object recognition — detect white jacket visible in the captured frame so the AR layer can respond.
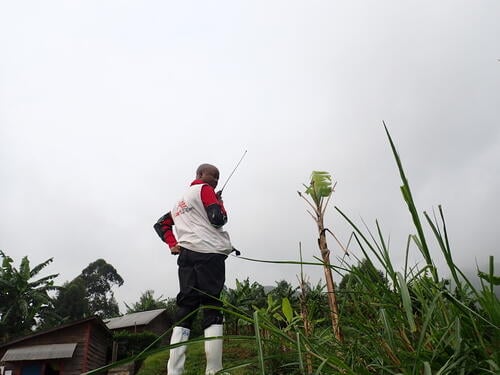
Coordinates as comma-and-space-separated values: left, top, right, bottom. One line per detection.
172, 184, 232, 255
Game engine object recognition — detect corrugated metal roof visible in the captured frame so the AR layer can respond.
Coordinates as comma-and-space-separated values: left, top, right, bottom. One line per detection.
105, 308, 166, 329
1, 343, 77, 361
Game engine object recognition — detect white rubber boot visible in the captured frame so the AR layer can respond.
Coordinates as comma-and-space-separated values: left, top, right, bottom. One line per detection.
167, 326, 190, 375
204, 324, 224, 375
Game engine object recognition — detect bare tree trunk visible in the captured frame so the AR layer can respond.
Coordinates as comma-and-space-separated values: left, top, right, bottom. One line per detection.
317, 220, 343, 342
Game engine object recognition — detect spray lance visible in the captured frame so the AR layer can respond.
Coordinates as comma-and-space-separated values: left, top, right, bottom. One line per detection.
216, 150, 247, 199
217, 150, 247, 256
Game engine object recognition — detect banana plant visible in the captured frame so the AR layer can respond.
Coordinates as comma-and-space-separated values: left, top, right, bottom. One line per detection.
0, 250, 59, 342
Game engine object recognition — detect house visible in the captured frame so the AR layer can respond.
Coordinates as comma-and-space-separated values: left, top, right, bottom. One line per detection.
104, 309, 171, 343
0, 316, 112, 375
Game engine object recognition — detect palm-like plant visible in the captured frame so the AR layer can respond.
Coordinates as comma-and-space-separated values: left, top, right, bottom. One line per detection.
0, 250, 59, 342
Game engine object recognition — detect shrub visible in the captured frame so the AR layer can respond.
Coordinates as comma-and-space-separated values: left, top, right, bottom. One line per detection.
113, 331, 160, 360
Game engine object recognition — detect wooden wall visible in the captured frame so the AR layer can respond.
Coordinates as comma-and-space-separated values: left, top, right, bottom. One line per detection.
0, 319, 112, 375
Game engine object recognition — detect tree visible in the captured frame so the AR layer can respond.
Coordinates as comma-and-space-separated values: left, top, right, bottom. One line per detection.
0, 250, 59, 343
267, 280, 298, 307
38, 277, 89, 330
298, 171, 345, 341
53, 278, 89, 321
125, 290, 168, 313
79, 259, 123, 318
298, 279, 329, 330
338, 258, 387, 291
47, 259, 123, 324
338, 258, 389, 321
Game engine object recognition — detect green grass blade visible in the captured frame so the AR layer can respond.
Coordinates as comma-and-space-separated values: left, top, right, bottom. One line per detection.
423, 361, 432, 375
383, 122, 437, 282
296, 331, 305, 375
396, 272, 416, 332
253, 311, 266, 375
379, 308, 395, 347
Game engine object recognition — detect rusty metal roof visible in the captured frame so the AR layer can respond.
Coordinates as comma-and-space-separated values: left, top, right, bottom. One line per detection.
105, 308, 166, 329
1, 343, 77, 361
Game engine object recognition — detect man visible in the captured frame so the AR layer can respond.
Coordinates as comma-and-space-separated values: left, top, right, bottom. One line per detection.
154, 163, 233, 375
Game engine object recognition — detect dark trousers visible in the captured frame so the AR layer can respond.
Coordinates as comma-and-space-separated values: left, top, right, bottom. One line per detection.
174, 248, 227, 330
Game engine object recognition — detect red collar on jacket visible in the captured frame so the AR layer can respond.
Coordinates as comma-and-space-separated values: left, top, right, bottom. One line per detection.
190, 179, 205, 186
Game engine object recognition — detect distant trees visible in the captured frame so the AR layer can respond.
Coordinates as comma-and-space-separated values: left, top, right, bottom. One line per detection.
222, 278, 266, 335
338, 258, 387, 291
2, 247, 380, 348
51, 278, 89, 322
80, 259, 123, 318
218, 264, 390, 340
268, 280, 299, 307
337, 258, 390, 321
221, 278, 334, 336
49, 259, 124, 323
0, 250, 58, 343
125, 289, 169, 313
0, 251, 124, 339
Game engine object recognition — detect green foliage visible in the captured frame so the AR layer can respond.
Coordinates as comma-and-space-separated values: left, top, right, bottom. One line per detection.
47, 258, 124, 324
338, 258, 387, 291
134, 348, 169, 375
304, 171, 333, 204
337, 258, 390, 324
299, 280, 329, 329
222, 278, 266, 335
0, 250, 59, 343
384, 122, 437, 283
479, 270, 500, 286
80, 258, 124, 318
125, 290, 168, 313
54, 278, 89, 321
113, 330, 161, 360
136, 340, 259, 375
331, 123, 500, 373
300, 168, 341, 339
267, 280, 299, 307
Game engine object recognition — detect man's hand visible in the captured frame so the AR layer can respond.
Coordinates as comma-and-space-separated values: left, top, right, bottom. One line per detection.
170, 244, 181, 255
216, 190, 222, 200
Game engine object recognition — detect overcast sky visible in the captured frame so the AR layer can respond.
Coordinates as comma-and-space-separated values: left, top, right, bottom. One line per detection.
1, 1, 499, 312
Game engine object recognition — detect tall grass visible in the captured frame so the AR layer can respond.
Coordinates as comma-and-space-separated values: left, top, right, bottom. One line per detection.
222, 124, 499, 374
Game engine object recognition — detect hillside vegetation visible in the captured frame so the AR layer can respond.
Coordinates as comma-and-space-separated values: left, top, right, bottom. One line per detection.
91, 126, 500, 374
